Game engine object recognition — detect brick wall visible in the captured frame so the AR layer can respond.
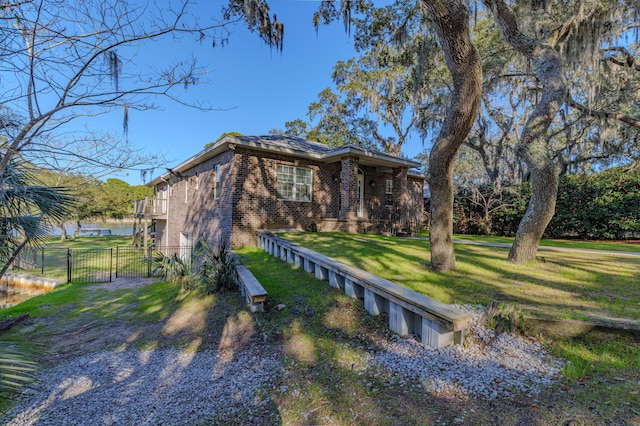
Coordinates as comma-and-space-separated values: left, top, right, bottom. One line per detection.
230, 147, 341, 247
153, 145, 424, 249
154, 149, 234, 250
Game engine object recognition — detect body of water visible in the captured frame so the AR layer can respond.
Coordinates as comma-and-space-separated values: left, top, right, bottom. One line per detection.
49, 221, 135, 236
2, 221, 135, 308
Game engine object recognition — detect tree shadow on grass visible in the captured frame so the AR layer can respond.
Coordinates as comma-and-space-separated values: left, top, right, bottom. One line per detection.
282, 232, 640, 322
1, 279, 284, 424
238, 247, 599, 425
239, 246, 640, 425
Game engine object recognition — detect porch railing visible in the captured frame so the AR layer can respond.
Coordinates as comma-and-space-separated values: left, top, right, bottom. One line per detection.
133, 197, 167, 218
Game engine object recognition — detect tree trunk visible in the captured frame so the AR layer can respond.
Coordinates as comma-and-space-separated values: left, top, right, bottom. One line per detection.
508, 48, 566, 263
0, 238, 29, 279
71, 220, 81, 241
483, 0, 567, 263
422, 0, 482, 271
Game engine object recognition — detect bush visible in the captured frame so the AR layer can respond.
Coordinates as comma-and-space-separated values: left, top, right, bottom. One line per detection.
194, 236, 238, 293
152, 252, 194, 291
453, 166, 640, 240
453, 183, 530, 237
547, 168, 640, 239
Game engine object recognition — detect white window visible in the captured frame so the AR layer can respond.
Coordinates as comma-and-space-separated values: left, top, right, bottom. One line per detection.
213, 164, 221, 200
195, 175, 200, 190
184, 178, 189, 203
385, 179, 393, 206
277, 165, 312, 202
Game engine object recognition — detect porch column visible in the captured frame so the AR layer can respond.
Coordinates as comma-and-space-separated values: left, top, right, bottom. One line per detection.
392, 167, 409, 211
339, 156, 359, 221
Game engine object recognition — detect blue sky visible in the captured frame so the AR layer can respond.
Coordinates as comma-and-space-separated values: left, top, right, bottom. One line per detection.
98, 1, 426, 186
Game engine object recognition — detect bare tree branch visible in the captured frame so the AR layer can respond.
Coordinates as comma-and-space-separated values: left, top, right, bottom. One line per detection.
567, 96, 640, 129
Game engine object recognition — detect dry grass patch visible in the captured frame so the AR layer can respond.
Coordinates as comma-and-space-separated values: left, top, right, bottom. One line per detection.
217, 310, 256, 352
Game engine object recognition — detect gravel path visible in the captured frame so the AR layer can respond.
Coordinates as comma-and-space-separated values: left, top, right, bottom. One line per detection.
368, 305, 563, 400
3, 305, 563, 425
4, 345, 283, 425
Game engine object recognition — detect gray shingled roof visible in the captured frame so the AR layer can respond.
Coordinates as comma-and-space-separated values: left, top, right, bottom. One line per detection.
147, 134, 422, 186
233, 135, 335, 154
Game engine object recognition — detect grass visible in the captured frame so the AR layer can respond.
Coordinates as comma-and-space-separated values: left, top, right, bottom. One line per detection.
235, 247, 446, 424
452, 233, 640, 253
278, 232, 640, 323
40, 235, 133, 249
7, 236, 155, 282
2, 234, 639, 423
236, 245, 640, 424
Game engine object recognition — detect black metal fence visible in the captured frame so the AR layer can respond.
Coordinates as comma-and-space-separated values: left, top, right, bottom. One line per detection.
6, 245, 192, 283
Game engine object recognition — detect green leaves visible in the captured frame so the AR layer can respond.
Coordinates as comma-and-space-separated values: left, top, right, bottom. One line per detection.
0, 341, 39, 395
194, 236, 238, 294
455, 166, 640, 240
549, 168, 640, 239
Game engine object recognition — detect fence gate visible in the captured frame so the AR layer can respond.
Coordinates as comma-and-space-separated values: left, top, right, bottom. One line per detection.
115, 246, 155, 279
69, 248, 113, 283
8, 245, 192, 283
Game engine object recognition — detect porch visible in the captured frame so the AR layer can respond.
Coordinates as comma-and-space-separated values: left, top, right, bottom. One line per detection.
133, 196, 167, 220
320, 202, 423, 236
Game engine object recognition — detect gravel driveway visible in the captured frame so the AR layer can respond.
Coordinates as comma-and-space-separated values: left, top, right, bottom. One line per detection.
2, 279, 564, 425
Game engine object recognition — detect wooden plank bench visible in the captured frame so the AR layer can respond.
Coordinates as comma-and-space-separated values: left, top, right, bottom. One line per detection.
257, 231, 472, 348
235, 261, 268, 313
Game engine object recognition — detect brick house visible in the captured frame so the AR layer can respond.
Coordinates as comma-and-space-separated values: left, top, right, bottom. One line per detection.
133, 135, 424, 250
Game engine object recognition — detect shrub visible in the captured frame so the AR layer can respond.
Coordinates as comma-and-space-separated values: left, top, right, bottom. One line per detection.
194, 236, 238, 294
453, 166, 640, 240
547, 167, 640, 239
152, 252, 194, 291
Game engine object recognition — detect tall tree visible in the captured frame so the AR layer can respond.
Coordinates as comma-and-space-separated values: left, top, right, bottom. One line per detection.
306, 87, 381, 149
314, 0, 483, 271
327, 48, 427, 155
482, 0, 640, 262
0, 0, 229, 178
416, 0, 482, 271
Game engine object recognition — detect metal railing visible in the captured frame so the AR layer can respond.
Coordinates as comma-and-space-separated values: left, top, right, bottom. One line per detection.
4, 245, 192, 283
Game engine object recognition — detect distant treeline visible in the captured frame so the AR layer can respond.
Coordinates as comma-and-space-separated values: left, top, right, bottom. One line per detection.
36, 169, 153, 220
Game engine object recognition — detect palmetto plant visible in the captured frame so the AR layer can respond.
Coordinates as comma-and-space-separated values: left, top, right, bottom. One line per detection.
0, 160, 74, 278
152, 252, 194, 291
0, 161, 71, 395
194, 235, 237, 293
0, 341, 38, 396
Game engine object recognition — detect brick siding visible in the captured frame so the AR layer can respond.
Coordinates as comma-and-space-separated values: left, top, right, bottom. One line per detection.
153, 146, 424, 249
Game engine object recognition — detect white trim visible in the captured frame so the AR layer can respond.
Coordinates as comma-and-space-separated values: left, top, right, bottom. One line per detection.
357, 169, 364, 218
277, 164, 313, 202
213, 164, 221, 200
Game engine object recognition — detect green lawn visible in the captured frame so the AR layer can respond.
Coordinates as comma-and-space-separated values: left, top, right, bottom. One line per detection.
236, 245, 640, 424
41, 235, 132, 249
452, 233, 640, 253
1, 235, 638, 423
277, 232, 640, 322
9, 236, 149, 281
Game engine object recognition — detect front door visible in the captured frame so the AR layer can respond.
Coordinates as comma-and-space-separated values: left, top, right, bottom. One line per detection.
357, 169, 364, 218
